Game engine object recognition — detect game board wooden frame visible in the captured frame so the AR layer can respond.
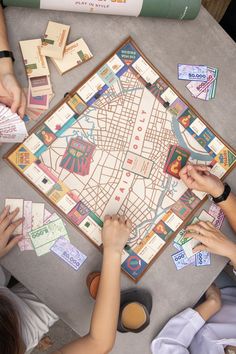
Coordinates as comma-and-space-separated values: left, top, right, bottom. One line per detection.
4, 36, 236, 282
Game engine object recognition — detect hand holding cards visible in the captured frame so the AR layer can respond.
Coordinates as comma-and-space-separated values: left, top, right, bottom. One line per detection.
164, 145, 190, 179
0, 104, 28, 143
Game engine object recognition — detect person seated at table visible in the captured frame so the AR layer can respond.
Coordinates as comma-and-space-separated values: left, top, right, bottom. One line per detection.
0, 207, 131, 354
0, 4, 26, 118
151, 163, 236, 354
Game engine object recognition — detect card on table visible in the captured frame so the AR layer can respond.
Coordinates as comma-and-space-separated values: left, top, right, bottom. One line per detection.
195, 251, 211, 266
18, 200, 33, 251
198, 209, 215, 223
51, 38, 93, 75
29, 76, 53, 97
178, 64, 208, 82
29, 218, 68, 256
5, 199, 24, 235
31, 203, 45, 230
172, 250, 195, 270
27, 88, 49, 110
51, 236, 87, 270
41, 21, 70, 59
19, 39, 49, 78
209, 203, 225, 229
164, 145, 190, 179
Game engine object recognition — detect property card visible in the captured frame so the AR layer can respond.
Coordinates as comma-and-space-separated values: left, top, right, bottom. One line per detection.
165, 146, 190, 179
209, 204, 225, 229
198, 209, 215, 223
51, 236, 87, 270
18, 200, 33, 251
52, 38, 93, 74
19, 39, 49, 78
29, 76, 53, 97
178, 64, 208, 81
122, 151, 154, 178
5, 199, 24, 235
41, 21, 70, 59
29, 218, 68, 256
31, 203, 45, 229
27, 87, 49, 110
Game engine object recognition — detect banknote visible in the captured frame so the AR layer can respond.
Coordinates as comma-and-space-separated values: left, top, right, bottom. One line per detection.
51, 236, 87, 270
178, 64, 207, 81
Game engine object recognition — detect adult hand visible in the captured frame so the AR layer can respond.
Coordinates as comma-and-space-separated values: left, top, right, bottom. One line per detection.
0, 67, 26, 119
195, 284, 222, 321
0, 206, 23, 258
185, 221, 236, 264
179, 163, 224, 198
102, 215, 132, 255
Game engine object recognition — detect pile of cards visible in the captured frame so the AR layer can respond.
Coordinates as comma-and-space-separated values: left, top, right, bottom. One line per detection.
178, 64, 218, 101
0, 104, 28, 143
164, 145, 190, 179
172, 205, 224, 270
4, 198, 87, 271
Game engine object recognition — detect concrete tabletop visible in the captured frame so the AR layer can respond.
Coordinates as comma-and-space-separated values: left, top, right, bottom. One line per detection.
0, 6, 236, 354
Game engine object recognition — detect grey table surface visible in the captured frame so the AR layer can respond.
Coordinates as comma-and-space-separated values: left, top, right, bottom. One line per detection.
0, 6, 236, 354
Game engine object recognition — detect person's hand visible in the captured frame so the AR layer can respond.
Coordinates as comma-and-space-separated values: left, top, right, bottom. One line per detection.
179, 163, 224, 198
0, 206, 23, 258
185, 221, 236, 262
102, 215, 132, 255
195, 284, 222, 321
0, 69, 26, 119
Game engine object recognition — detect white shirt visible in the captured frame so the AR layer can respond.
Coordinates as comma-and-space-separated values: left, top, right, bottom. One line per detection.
0, 284, 58, 351
151, 287, 236, 354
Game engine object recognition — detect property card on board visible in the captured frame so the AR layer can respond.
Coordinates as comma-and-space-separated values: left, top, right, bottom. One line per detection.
51, 236, 87, 270
178, 64, 208, 81
165, 146, 190, 179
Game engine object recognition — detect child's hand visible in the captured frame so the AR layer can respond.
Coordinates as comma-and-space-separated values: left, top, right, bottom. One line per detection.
185, 221, 236, 264
102, 215, 132, 255
0, 206, 23, 258
179, 163, 224, 198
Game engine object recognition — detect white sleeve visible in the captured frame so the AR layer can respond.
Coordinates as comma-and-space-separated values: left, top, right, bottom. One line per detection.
151, 308, 205, 354
233, 268, 236, 277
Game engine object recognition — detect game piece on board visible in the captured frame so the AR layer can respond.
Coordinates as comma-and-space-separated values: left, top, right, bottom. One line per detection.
51, 38, 93, 75
41, 21, 70, 59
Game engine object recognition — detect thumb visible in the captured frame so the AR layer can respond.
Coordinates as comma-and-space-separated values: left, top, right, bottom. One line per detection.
193, 244, 209, 253
10, 87, 21, 114
188, 165, 205, 183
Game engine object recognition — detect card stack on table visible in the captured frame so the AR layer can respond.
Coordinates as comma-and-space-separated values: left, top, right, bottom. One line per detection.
0, 104, 28, 143
171, 205, 225, 270
177, 64, 219, 101
19, 21, 92, 122
4, 198, 87, 271
163, 145, 190, 179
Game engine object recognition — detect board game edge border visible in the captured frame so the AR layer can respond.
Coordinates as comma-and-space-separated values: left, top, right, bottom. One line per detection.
3, 35, 236, 283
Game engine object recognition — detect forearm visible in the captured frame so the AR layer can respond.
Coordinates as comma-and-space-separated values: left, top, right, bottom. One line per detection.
195, 299, 220, 322
0, 6, 14, 74
218, 192, 236, 233
89, 249, 121, 349
57, 249, 121, 354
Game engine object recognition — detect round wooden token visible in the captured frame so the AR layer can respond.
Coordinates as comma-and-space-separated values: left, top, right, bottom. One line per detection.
86, 272, 101, 299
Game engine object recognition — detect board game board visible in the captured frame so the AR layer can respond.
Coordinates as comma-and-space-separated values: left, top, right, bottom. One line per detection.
5, 37, 236, 282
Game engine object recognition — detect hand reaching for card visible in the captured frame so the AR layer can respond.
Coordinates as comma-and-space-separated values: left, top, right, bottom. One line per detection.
102, 215, 132, 255
179, 163, 224, 197
185, 221, 236, 267
0, 206, 23, 258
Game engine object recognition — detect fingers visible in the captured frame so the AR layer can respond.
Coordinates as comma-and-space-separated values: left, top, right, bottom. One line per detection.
3, 217, 24, 240
104, 214, 132, 229
0, 235, 23, 258
184, 231, 206, 244
0, 208, 20, 231
186, 222, 211, 234
10, 86, 22, 114
0, 206, 10, 223
193, 244, 209, 253
18, 91, 27, 119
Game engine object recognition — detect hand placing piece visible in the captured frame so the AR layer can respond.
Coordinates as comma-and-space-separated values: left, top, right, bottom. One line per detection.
179, 163, 224, 198
0, 206, 23, 258
102, 215, 132, 255
185, 221, 236, 268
